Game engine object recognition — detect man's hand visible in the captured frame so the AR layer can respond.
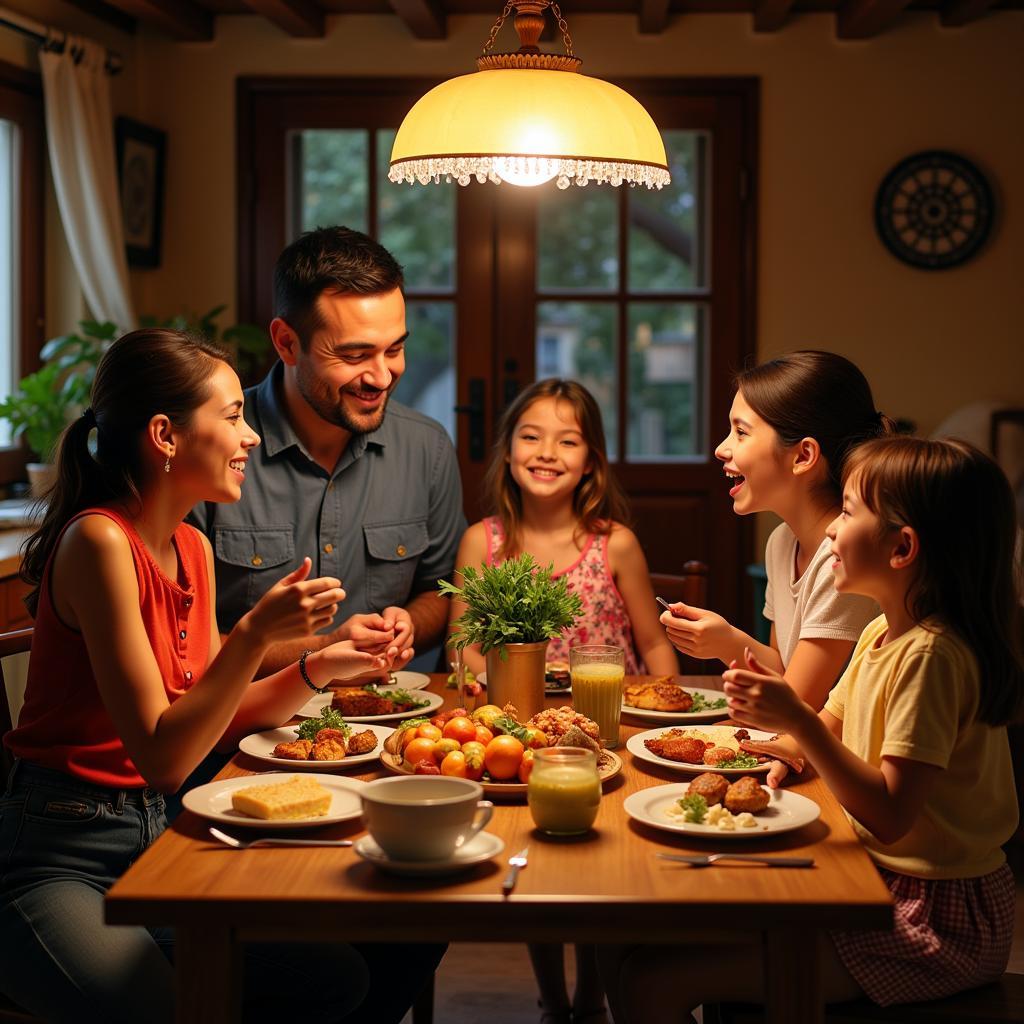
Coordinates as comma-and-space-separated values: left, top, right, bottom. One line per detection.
381, 606, 415, 655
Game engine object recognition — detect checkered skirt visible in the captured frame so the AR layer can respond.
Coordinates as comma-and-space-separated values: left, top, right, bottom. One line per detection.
830, 863, 1016, 1007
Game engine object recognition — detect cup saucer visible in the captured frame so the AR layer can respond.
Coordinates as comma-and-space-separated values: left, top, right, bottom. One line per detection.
354, 831, 505, 876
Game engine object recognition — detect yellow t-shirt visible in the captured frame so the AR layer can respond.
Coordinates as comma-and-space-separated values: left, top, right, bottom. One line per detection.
823, 615, 1018, 879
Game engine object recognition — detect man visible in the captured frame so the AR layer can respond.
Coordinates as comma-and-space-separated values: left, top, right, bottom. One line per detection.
191, 226, 465, 673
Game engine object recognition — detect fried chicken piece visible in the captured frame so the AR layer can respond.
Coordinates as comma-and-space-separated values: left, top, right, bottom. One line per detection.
272, 739, 313, 760
687, 772, 729, 807
311, 737, 347, 761
331, 688, 393, 716
346, 729, 378, 755
644, 735, 708, 763
703, 745, 737, 767
624, 679, 694, 712
724, 776, 770, 814
314, 728, 348, 744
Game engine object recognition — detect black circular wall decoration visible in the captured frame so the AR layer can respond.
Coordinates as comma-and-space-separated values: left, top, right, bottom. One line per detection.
874, 151, 993, 270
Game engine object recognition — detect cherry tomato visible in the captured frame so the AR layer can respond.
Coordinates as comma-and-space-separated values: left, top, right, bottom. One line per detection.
432, 738, 460, 763
522, 727, 548, 750
474, 725, 494, 746
484, 735, 524, 781
440, 751, 468, 778
403, 737, 437, 768
517, 748, 535, 784
462, 745, 485, 781
416, 724, 442, 742
442, 716, 478, 745
413, 759, 441, 775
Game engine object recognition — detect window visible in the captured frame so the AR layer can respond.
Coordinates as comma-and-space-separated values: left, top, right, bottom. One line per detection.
0, 61, 44, 483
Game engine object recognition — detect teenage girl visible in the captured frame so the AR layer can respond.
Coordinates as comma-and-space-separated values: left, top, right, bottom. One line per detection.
0, 330, 429, 1024
449, 378, 676, 1024
599, 436, 1022, 1019
661, 351, 887, 710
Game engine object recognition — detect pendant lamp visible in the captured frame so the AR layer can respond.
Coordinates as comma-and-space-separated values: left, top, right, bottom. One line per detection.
388, 1, 670, 190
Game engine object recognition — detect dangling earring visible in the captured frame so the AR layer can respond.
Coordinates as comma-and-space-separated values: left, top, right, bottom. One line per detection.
164, 455, 171, 473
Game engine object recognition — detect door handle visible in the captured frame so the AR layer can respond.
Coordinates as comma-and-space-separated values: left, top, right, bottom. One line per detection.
454, 377, 486, 462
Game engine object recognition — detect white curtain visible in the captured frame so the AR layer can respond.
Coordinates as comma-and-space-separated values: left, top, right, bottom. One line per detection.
39, 35, 135, 330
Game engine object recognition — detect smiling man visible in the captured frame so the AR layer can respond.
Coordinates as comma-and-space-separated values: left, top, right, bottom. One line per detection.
190, 227, 465, 676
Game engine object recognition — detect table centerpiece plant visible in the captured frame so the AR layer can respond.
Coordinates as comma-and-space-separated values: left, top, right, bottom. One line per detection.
439, 552, 582, 720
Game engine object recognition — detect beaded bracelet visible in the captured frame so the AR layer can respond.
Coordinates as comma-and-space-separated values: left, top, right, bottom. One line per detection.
298, 649, 329, 694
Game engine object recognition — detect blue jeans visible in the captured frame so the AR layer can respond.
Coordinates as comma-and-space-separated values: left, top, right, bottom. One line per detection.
0, 761, 380, 1024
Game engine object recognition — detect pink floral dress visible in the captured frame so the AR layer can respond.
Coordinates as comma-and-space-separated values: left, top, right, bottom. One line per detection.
483, 516, 642, 673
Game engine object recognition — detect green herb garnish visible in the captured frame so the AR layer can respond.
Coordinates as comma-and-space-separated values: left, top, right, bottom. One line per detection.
714, 754, 761, 769
296, 707, 350, 742
688, 693, 727, 713
439, 553, 583, 657
677, 794, 708, 823
492, 713, 530, 744
363, 685, 428, 708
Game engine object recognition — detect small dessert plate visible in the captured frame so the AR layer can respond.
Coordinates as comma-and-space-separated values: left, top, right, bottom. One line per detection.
353, 831, 505, 876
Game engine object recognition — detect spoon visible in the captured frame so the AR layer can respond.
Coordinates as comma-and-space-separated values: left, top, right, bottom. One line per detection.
208, 826, 354, 849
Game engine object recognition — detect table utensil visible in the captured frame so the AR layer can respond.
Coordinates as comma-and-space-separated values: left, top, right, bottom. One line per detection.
655, 595, 675, 612
502, 845, 529, 896
208, 827, 354, 849
656, 852, 814, 867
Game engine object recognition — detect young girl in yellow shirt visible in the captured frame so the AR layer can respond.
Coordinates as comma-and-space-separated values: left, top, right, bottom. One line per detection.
600, 436, 1022, 1018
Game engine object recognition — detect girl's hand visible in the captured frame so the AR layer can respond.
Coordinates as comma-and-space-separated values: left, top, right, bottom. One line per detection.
659, 603, 736, 660
310, 640, 398, 686
721, 648, 812, 734
766, 759, 790, 790
241, 558, 345, 645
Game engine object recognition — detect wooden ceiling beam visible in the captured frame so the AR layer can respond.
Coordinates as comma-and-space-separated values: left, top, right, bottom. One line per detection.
387, 0, 446, 39
940, 0, 1000, 26
65, 0, 137, 35
753, 0, 797, 32
102, 0, 212, 41
638, 0, 671, 34
837, 0, 914, 39
241, 0, 325, 37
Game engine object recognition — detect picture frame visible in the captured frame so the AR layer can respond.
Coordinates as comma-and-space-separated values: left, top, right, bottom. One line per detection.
115, 116, 166, 269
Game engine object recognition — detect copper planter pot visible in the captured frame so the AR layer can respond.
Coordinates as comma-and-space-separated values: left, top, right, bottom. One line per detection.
485, 640, 548, 722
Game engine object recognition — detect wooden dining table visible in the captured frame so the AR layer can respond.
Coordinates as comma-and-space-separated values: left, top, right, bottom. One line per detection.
105, 675, 892, 1024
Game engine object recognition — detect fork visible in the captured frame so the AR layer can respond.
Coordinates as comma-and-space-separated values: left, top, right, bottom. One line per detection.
208, 826, 354, 849
656, 852, 814, 868
502, 846, 529, 896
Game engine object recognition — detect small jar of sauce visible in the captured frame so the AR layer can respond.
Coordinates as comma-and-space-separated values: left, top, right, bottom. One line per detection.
527, 747, 601, 836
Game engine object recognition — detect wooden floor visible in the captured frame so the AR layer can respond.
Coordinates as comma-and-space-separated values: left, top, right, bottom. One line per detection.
400, 875, 1024, 1023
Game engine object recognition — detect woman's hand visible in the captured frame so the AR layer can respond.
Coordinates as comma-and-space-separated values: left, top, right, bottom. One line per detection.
308, 640, 398, 686
722, 648, 813, 734
659, 603, 737, 661
240, 558, 345, 646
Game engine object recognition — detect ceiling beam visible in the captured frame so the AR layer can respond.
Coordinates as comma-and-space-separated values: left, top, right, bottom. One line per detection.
65, 0, 136, 34
241, 0, 325, 37
940, 0, 1000, 26
102, 0, 212, 41
638, 0, 671, 34
387, 0, 446, 39
837, 0, 914, 39
753, 0, 796, 32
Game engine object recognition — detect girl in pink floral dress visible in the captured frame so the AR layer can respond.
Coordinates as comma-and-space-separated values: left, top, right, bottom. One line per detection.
448, 379, 677, 1024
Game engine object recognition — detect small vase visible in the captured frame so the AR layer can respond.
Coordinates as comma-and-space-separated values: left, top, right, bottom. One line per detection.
485, 640, 548, 722
26, 462, 56, 500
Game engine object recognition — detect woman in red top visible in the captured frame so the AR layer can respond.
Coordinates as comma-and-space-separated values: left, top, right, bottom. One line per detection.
0, 329, 413, 1024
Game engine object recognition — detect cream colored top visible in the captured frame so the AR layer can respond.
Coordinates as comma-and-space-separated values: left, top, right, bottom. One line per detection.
763, 524, 878, 668
824, 616, 1017, 879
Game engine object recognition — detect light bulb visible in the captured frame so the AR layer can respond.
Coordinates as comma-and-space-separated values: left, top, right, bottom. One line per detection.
493, 156, 559, 187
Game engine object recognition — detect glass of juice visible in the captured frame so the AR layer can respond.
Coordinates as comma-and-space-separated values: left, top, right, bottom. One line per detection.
527, 747, 601, 836
570, 644, 625, 749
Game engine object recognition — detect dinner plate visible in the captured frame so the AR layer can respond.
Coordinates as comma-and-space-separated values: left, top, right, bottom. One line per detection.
621, 686, 730, 724
354, 830, 505, 876
477, 671, 572, 695
626, 725, 775, 774
378, 748, 623, 798
181, 772, 365, 829
382, 671, 431, 691
623, 783, 820, 839
298, 689, 443, 722
238, 723, 393, 769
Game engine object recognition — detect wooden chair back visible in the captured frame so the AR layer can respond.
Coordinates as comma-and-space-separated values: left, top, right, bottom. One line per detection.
0, 627, 33, 780
649, 561, 716, 675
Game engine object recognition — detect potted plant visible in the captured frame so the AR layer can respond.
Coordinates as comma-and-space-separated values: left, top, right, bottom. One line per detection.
439, 552, 582, 720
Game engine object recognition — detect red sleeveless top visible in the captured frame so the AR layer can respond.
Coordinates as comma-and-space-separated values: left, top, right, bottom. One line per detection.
5, 507, 212, 788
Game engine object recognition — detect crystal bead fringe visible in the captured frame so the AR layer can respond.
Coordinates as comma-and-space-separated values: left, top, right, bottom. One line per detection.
388, 155, 669, 189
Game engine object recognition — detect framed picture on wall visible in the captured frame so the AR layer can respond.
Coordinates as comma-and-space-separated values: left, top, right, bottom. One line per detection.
115, 116, 166, 268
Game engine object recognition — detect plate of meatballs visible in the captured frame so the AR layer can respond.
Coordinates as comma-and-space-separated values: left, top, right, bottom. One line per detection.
238, 723, 393, 769
626, 725, 777, 774
623, 776, 820, 838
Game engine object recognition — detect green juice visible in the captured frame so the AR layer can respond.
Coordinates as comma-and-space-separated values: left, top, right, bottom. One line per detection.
528, 766, 602, 835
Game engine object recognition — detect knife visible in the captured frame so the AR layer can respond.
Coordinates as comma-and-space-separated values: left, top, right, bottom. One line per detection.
502, 845, 529, 896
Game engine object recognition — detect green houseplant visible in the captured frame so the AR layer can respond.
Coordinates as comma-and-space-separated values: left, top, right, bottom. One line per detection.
439, 552, 582, 719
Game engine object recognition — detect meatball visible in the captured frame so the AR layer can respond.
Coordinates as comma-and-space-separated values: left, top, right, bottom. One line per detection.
703, 746, 736, 767
346, 730, 378, 755
724, 776, 770, 814
272, 739, 313, 760
311, 738, 347, 761
687, 772, 729, 807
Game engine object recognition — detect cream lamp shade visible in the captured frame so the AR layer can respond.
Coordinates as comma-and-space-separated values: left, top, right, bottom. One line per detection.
388, 1, 670, 190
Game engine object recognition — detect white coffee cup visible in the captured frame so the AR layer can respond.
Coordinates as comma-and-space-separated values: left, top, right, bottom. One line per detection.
360, 776, 494, 862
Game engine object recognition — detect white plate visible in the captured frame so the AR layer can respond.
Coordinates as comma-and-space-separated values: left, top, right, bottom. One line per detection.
298, 689, 443, 723
354, 830, 505, 876
181, 772, 365, 829
477, 671, 571, 695
623, 782, 820, 839
627, 725, 775, 774
621, 686, 730, 724
238, 723, 393, 769
387, 671, 431, 691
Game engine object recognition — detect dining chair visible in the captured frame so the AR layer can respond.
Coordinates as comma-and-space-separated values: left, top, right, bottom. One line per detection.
649, 560, 716, 675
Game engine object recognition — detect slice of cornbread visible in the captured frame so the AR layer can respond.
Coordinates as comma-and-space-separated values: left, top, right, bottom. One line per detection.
231, 776, 332, 820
